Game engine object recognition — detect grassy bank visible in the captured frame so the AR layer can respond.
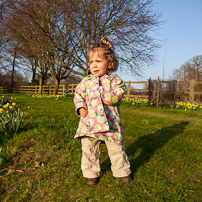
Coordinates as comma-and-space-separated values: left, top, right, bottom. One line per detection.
0, 94, 202, 201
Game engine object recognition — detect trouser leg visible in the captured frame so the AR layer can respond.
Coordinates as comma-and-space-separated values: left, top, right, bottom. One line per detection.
105, 141, 131, 178
81, 137, 101, 178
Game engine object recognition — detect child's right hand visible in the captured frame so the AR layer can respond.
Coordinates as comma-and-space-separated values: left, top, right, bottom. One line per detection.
79, 107, 88, 118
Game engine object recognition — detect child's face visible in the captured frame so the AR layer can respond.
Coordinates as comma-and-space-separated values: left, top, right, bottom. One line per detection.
89, 49, 109, 77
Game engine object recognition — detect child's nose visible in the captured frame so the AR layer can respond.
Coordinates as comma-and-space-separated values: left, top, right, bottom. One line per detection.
93, 62, 97, 68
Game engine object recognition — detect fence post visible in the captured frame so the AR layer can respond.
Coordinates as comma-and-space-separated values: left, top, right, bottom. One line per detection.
148, 78, 151, 107
156, 77, 159, 108
160, 80, 163, 105
62, 85, 65, 95
49, 86, 51, 95
174, 80, 177, 105
189, 80, 195, 103
127, 81, 131, 99
71, 84, 74, 94
152, 80, 157, 102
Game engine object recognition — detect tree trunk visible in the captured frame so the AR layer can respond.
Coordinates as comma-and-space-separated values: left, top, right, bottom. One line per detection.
11, 51, 16, 89
53, 78, 59, 95
31, 67, 37, 85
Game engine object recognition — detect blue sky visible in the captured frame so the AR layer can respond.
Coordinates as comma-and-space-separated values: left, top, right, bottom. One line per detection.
119, 0, 202, 82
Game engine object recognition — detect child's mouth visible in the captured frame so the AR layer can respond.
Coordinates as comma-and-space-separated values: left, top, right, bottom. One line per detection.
94, 70, 99, 74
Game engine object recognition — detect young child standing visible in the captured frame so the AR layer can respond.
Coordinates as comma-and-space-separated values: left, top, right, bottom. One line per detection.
74, 37, 131, 185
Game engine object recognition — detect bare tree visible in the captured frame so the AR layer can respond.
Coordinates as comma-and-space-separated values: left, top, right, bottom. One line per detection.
171, 55, 202, 82
3, 0, 161, 94
4, 0, 74, 94
55, 0, 161, 76
7, 0, 160, 78
191, 55, 202, 82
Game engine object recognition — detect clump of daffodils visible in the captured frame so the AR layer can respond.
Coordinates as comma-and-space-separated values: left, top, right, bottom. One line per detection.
122, 97, 149, 107
0, 95, 26, 139
28, 94, 64, 100
122, 96, 202, 111
171, 101, 202, 111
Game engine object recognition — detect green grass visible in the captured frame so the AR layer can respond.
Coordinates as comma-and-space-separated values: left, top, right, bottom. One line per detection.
0, 94, 202, 201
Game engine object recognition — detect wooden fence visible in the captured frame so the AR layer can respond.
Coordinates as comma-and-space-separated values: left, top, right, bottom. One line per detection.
0, 86, 8, 94
1, 79, 202, 106
147, 79, 202, 107
12, 84, 77, 95
124, 79, 202, 106
124, 81, 149, 99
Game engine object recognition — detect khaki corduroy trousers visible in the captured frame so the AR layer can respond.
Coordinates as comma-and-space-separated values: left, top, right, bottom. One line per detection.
81, 137, 131, 178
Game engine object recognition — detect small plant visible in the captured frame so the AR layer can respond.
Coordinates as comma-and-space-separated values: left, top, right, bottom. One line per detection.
0, 95, 25, 139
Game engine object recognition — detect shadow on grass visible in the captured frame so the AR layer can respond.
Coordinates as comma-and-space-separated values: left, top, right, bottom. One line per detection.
101, 121, 189, 175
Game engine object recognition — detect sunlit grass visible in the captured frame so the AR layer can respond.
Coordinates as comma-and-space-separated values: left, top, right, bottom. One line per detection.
0, 94, 202, 201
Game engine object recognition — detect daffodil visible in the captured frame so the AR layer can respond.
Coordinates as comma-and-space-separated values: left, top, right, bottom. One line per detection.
3, 103, 9, 108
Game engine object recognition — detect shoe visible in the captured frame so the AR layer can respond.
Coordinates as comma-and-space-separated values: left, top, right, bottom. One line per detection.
120, 174, 132, 182
86, 178, 99, 185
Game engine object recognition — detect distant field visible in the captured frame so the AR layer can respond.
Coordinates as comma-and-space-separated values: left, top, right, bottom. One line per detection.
0, 94, 202, 202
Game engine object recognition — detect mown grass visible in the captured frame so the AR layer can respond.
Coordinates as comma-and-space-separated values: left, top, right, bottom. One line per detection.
0, 94, 202, 202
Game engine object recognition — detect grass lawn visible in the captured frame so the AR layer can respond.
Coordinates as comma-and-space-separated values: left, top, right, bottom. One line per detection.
0, 94, 202, 202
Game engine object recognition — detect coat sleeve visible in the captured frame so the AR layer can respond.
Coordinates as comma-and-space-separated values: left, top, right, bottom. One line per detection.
99, 75, 125, 106
74, 79, 87, 116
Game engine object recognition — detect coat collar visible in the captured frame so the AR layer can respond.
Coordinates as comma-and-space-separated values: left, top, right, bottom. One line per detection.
89, 73, 110, 80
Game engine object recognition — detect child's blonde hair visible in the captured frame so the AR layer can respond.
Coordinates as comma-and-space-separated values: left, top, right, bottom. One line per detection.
87, 37, 119, 73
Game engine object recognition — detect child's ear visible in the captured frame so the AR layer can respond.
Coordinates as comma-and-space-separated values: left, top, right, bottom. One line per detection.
108, 65, 113, 72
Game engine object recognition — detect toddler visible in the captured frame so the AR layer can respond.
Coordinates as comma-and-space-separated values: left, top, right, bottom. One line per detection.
74, 37, 131, 185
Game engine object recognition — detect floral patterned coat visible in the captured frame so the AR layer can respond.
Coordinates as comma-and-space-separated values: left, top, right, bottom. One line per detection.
74, 74, 125, 144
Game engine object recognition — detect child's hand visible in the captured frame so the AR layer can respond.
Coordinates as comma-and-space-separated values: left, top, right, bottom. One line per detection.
79, 107, 88, 118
